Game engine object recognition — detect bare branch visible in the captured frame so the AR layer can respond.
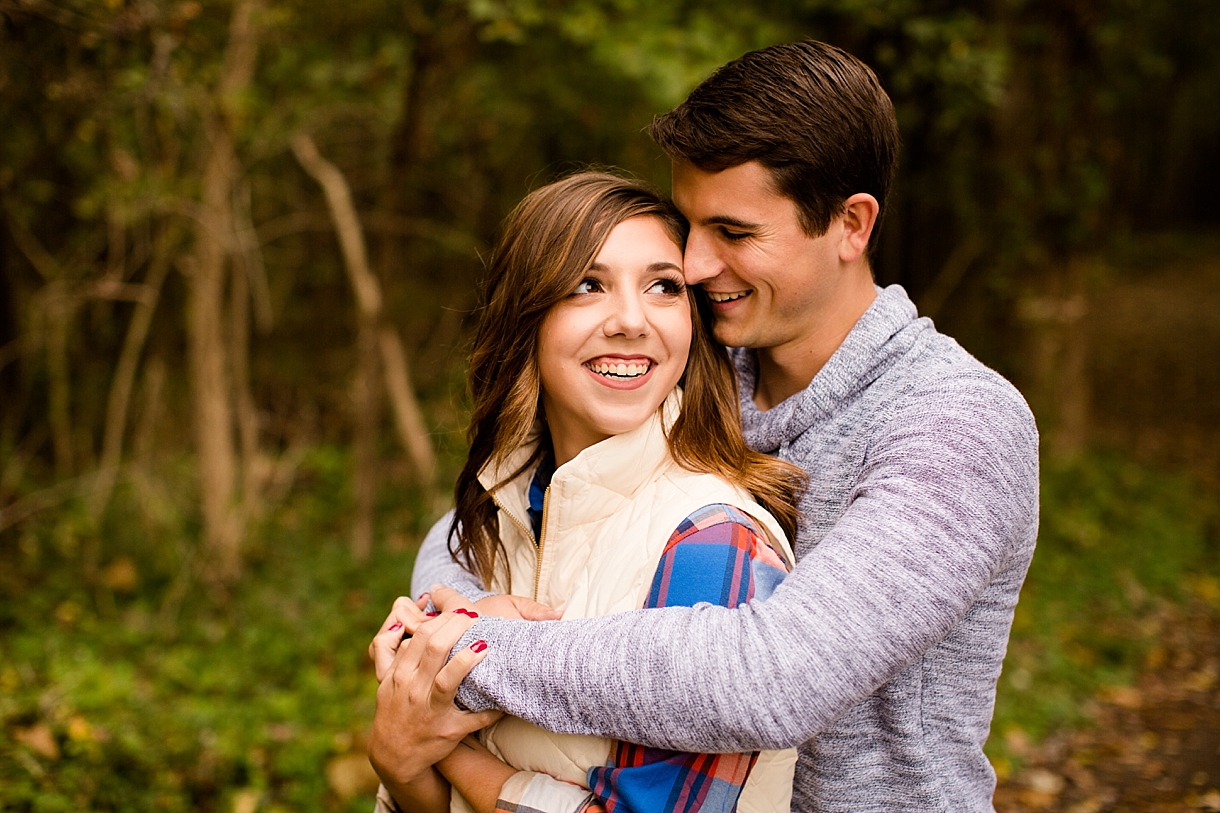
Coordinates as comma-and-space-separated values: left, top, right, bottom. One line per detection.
288, 133, 382, 316
0, 478, 81, 534
379, 326, 437, 481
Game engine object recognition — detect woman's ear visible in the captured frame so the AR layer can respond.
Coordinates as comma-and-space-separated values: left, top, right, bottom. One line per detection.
837, 193, 880, 264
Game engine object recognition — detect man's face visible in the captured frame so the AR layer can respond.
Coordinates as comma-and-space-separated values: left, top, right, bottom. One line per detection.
672, 160, 844, 352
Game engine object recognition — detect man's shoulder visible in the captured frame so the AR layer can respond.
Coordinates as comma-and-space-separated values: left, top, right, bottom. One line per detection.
885, 322, 1035, 434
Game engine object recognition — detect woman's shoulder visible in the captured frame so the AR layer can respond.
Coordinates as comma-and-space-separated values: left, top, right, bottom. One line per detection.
655, 465, 796, 564
665, 503, 790, 574
673, 502, 769, 539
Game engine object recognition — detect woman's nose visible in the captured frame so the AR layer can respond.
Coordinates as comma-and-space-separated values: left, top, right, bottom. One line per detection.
604, 290, 649, 337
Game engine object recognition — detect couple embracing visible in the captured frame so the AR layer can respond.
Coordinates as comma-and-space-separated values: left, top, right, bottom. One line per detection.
366, 40, 1039, 813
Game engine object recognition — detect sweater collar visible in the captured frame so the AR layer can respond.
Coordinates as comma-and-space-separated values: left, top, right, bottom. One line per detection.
735, 284, 924, 453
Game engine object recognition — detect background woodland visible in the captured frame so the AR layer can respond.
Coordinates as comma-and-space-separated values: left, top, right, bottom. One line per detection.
2, 1, 1219, 810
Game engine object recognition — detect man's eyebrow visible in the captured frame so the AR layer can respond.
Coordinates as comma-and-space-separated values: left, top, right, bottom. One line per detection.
703, 215, 760, 230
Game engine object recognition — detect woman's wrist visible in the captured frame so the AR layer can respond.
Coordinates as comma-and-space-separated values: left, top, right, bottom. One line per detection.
382, 767, 452, 813
436, 738, 517, 813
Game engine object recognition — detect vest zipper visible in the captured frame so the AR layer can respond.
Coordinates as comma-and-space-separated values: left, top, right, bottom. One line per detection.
491, 495, 534, 549
532, 485, 551, 602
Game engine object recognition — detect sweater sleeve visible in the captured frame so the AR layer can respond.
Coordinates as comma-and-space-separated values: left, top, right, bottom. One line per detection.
449, 375, 1040, 753
586, 505, 789, 813
410, 509, 495, 603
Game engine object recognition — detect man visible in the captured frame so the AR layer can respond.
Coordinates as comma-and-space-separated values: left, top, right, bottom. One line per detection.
377, 40, 1038, 812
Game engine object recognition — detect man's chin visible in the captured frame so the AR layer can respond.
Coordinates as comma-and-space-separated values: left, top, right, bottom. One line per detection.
712, 324, 754, 350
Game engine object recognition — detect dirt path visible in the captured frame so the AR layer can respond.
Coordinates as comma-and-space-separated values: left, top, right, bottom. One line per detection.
995, 603, 1220, 813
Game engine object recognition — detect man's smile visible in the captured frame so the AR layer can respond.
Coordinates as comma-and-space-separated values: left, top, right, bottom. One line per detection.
706, 290, 752, 303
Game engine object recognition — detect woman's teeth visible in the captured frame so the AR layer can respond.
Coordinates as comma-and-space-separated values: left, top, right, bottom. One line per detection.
588, 361, 650, 379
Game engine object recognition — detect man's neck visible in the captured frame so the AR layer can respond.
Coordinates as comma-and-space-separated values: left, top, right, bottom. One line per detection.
753, 280, 877, 411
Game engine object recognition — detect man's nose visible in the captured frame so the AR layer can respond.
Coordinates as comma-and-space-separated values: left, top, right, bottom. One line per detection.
682, 231, 721, 285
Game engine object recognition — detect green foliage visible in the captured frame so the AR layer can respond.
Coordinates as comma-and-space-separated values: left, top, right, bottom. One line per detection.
3, 448, 1216, 809
0, 452, 429, 812
989, 452, 1220, 764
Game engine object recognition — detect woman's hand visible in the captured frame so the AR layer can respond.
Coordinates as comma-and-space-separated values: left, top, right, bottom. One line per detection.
430, 584, 562, 623
370, 593, 435, 682
368, 610, 503, 792
370, 588, 560, 680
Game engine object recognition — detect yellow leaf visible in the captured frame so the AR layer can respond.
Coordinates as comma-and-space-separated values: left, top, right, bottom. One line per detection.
232, 789, 260, 813
101, 557, 139, 592
68, 715, 93, 742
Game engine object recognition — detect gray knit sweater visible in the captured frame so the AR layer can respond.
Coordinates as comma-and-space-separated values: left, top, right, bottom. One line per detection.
410, 285, 1040, 813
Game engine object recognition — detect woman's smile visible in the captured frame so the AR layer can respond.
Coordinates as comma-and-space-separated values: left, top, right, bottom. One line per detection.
584, 355, 655, 387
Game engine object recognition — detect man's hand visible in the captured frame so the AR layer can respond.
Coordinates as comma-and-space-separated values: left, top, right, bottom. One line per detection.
368, 610, 503, 789
430, 584, 562, 622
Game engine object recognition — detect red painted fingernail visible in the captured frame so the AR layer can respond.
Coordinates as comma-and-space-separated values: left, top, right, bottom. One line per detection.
425, 611, 440, 617
453, 608, 479, 618
470, 640, 487, 653
388, 622, 402, 632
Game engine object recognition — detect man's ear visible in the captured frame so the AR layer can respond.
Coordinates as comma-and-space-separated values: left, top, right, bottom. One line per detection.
837, 193, 880, 264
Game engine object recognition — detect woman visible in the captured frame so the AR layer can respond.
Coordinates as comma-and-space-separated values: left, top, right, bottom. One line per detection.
369, 172, 805, 813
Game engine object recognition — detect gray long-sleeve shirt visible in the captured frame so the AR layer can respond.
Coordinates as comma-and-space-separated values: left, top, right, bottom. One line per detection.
410, 285, 1040, 813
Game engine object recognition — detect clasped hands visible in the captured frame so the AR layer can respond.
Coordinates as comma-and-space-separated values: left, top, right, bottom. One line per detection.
366, 585, 561, 794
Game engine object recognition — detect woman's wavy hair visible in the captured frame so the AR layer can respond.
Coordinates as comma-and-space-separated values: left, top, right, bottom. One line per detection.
451, 170, 806, 588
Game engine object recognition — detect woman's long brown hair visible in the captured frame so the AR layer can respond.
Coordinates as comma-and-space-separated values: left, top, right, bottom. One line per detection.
451, 171, 806, 588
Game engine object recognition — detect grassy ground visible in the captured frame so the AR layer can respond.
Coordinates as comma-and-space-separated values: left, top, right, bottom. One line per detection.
1, 449, 1216, 811
989, 453, 1219, 774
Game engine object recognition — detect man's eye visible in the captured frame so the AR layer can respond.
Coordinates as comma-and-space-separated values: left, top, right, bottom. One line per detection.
720, 227, 750, 242
573, 279, 601, 294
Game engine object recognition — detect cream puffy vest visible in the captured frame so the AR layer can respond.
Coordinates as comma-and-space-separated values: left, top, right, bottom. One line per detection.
452, 392, 797, 813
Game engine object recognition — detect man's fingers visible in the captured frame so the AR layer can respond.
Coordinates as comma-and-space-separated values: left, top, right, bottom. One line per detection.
505, 595, 562, 621
432, 636, 490, 699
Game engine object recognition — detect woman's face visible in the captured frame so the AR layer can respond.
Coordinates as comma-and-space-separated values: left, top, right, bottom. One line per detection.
538, 215, 691, 465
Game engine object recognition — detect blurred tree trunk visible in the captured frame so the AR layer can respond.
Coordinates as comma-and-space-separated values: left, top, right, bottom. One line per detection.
229, 235, 261, 524
45, 291, 75, 478
91, 226, 174, 519
187, 0, 264, 586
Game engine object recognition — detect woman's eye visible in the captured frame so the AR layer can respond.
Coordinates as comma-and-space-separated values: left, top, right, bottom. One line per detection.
647, 278, 684, 295
573, 279, 602, 295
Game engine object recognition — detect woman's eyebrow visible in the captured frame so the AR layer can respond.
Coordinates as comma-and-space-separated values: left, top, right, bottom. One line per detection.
587, 262, 681, 272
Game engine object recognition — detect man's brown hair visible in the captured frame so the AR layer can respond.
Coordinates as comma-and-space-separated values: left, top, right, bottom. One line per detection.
649, 40, 900, 240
